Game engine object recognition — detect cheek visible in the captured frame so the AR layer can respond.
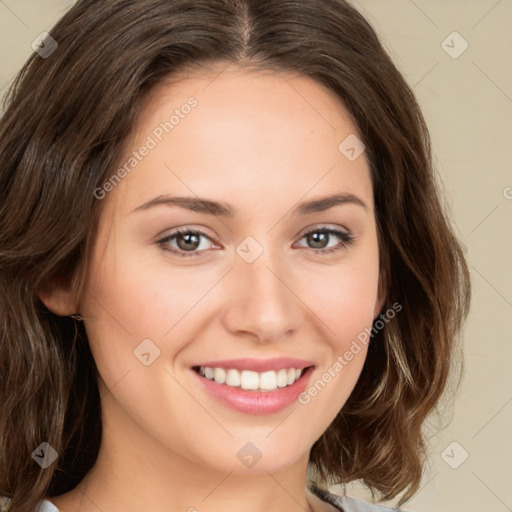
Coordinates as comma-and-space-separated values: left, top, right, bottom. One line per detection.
307, 267, 378, 339
81, 238, 233, 399
294, 249, 380, 418
298, 243, 381, 345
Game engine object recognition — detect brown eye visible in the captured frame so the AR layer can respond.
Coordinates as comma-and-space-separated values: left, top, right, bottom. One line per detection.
295, 227, 355, 256
157, 229, 215, 258
175, 231, 201, 251
305, 231, 330, 249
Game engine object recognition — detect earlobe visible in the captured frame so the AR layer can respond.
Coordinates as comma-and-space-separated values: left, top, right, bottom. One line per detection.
37, 275, 79, 317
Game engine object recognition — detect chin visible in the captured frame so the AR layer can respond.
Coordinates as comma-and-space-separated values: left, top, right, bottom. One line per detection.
187, 435, 310, 475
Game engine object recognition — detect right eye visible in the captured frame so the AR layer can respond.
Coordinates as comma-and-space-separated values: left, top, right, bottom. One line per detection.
156, 228, 217, 258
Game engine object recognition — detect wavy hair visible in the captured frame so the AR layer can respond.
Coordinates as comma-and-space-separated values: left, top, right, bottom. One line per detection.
0, 0, 471, 510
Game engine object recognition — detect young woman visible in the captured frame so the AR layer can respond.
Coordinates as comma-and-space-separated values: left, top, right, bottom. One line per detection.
0, 1, 471, 511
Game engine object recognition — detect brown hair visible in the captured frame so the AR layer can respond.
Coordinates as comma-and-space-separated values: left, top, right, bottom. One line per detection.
0, 0, 471, 510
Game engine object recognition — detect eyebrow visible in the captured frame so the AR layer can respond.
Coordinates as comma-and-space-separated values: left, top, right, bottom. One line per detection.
130, 192, 368, 216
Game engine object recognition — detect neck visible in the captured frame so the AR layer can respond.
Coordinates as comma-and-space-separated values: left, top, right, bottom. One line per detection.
50, 384, 320, 512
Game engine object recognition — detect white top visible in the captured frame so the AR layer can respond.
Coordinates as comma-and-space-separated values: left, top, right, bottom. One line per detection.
35, 501, 60, 512
309, 484, 402, 511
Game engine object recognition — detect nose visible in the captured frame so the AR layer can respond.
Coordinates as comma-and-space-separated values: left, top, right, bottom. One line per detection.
221, 244, 302, 344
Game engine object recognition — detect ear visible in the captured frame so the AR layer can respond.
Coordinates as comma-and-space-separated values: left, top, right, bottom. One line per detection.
373, 267, 387, 319
37, 274, 79, 317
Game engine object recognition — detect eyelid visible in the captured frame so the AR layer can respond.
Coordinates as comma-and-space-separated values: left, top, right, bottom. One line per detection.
296, 223, 350, 239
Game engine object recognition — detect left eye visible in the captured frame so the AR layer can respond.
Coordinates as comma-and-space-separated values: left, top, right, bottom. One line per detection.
156, 226, 355, 258
294, 227, 355, 255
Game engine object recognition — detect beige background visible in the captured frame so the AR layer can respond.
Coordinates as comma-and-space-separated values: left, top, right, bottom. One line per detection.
1, 1, 511, 511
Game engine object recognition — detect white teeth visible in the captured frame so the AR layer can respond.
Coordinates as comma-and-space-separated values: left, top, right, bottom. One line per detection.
225, 369, 241, 387
197, 366, 308, 391
276, 369, 288, 388
214, 367, 226, 384
240, 370, 259, 390
259, 370, 277, 390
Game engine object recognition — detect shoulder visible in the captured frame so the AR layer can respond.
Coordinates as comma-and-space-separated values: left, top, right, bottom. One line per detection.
308, 483, 404, 512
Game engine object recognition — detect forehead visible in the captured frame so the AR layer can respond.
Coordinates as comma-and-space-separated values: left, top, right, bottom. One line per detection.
106, 63, 373, 218
136, 63, 361, 147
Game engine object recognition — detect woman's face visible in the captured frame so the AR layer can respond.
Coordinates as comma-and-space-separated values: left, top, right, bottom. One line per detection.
78, 63, 383, 475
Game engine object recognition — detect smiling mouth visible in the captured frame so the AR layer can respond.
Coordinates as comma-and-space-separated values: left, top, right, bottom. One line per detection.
192, 365, 314, 392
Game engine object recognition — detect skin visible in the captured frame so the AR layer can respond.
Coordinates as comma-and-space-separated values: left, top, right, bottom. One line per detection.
40, 62, 385, 512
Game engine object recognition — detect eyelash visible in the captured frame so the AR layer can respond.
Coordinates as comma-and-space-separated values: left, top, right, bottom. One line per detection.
156, 226, 356, 259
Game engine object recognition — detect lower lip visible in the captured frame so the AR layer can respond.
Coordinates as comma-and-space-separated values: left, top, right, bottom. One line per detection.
191, 367, 314, 415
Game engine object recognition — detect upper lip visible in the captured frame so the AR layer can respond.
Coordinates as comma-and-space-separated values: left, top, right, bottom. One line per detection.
193, 357, 315, 372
